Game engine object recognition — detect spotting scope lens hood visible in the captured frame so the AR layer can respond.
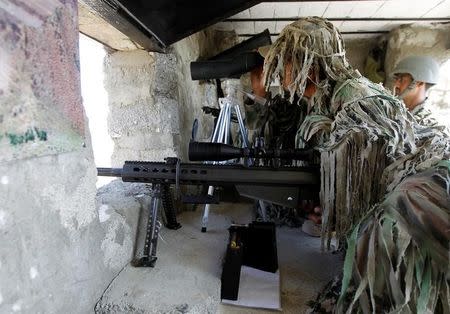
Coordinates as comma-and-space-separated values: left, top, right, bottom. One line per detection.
189, 142, 244, 161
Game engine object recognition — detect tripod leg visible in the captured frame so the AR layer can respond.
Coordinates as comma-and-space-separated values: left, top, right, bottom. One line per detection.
201, 185, 215, 232
201, 101, 230, 232
234, 104, 250, 148
211, 104, 226, 142
258, 200, 268, 222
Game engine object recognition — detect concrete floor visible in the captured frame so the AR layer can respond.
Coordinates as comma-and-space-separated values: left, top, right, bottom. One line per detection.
95, 202, 342, 314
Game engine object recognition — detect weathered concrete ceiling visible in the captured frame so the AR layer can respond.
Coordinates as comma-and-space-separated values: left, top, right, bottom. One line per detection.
78, 1, 450, 50
78, 0, 259, 51
215, 0, 450, 41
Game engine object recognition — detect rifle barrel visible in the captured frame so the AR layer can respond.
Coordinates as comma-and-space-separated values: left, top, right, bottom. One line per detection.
97, 167, 123, 177
97, 162, 319, 186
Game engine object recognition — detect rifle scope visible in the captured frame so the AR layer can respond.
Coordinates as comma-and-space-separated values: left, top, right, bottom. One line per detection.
188, 142, 314, 162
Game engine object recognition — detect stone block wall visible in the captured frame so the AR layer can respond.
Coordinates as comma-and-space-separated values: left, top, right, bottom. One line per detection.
0, 1, 134, 313
104, 49, 182, 165
104, 29, 238, 164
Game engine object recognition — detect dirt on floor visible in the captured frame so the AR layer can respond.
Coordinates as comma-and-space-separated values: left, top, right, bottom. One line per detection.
95, 200, 343, 314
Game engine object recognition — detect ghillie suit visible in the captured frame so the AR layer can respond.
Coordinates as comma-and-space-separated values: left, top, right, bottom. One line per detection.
314, 78, 450, 312
245, 16, 356, 226
411, 98, 441, 128
260, 17, 450, 313
337, 162, 450, 313
244, 94, 312, 227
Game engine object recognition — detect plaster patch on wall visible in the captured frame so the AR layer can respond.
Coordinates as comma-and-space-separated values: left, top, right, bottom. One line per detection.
0, 176, 8, 185
98, 204, 111, 223
40, 164, 97, 233
0, 210, 7, 228
0, 47, 11, 93
155, 98, 180, 134
29, 266, 38, 279
101, 216, 132, 269
12, 301, 21, 312
396, 29, 438, 48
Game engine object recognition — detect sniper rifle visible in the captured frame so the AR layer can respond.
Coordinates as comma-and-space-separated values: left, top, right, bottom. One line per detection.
97, 142, 319, 267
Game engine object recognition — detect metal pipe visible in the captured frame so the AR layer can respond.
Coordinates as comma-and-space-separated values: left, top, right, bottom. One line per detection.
238, 31, 390, 37
211, 103, 225, 142
226, 17, 450, 22
235, 104, 249, 148
97, 167, 123, 177
149, 195, 160, 258
224, 101, 231, 145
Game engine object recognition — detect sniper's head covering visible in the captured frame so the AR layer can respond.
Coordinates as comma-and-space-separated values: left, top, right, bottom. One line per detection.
263, 17, 358, 102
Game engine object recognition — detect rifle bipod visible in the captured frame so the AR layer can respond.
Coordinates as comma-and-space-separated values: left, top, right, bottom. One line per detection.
132, 183, 181, 267
161, 184, 181, 230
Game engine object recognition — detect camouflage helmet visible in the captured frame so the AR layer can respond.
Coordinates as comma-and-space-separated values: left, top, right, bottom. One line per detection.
392, 55, 440, 85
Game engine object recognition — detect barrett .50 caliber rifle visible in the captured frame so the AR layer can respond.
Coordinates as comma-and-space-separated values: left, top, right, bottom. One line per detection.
97, 142, 319, 267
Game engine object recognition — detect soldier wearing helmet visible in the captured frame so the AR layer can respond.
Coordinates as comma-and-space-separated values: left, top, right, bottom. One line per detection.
245, 17, 449, 313
392, 55, 440, 125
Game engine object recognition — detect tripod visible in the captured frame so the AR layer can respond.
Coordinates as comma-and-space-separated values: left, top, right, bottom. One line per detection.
201, 96, 250, 232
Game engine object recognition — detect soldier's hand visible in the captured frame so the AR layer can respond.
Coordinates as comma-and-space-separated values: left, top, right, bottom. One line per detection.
250, 64, 267, 99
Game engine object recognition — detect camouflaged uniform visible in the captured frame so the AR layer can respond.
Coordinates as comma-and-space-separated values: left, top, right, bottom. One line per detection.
244, 94, 311, 226
305, 76, 450, 313
300, 76, 450, 244
253, 16, 450, 312
244, 93, 309, 151
411, 98, 439, 127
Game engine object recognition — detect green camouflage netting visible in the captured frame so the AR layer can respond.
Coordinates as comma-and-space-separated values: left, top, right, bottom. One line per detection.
411, 100, 444, 128
338, 162, 449, 313
299, 77, 450, 248
306, 78, 450, 312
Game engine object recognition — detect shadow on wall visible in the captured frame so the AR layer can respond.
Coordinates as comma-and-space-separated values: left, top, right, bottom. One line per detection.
79, 33, 114, 187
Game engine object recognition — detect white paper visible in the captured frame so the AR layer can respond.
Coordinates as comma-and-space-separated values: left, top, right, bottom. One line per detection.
222, 266, 281, 310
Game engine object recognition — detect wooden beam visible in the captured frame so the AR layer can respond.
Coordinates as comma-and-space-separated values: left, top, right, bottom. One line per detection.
80, 0, 165, 52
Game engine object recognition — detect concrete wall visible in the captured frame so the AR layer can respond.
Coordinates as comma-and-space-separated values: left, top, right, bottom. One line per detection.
104, 29, 238, 164
0, 1, 133, 313
173, 29, 239, 158
104, 50, 181, 166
